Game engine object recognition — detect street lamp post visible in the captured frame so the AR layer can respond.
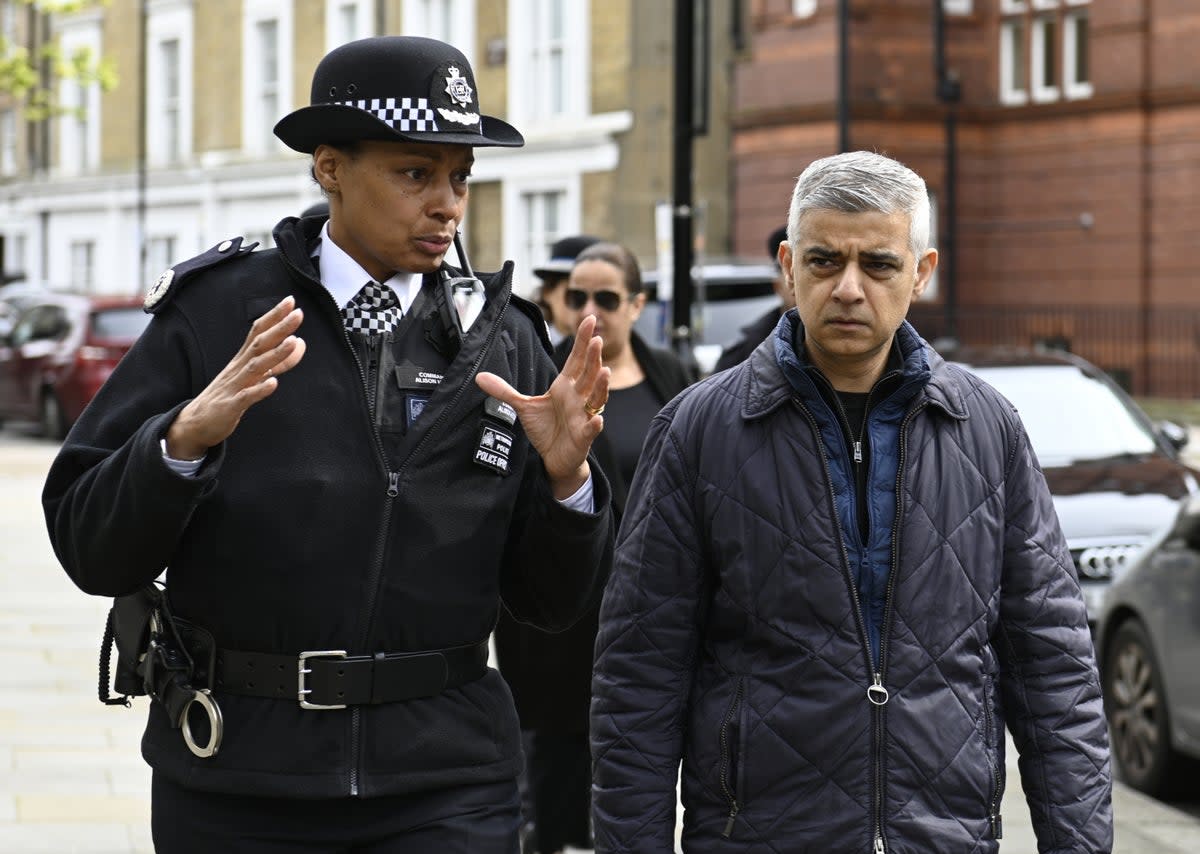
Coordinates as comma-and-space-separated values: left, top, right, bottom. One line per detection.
670, 0, 696, 361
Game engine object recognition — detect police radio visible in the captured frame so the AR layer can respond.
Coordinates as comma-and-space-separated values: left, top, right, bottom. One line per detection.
441, 230, 485, 336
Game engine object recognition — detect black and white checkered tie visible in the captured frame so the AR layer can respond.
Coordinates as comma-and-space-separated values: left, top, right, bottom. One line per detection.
343, 282, 402, 334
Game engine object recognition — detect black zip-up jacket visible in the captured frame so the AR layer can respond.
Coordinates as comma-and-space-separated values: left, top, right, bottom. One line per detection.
42, 216, 614, 799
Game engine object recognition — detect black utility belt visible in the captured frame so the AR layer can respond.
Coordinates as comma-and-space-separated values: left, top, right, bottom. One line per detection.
214, 641, 490, 710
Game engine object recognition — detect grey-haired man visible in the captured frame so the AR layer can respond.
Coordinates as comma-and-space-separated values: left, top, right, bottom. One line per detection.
591, 150, 1112, 853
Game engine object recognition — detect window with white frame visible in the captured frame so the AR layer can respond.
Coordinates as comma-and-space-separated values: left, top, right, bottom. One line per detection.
508, 0, 587, 126
1063, 6, 1092, 99
56, 15, 102, 174
70, 240, 95, 291
791, 0, 816, 18
403, 0, 475, 64
943, 0, 972, 14
147, 1, 193, 167
242, 0, 293, 155
145, 236, 177, 277
6, 233, 26, 278
0, 109, 15, 175
1, 1, 16, 41
522, 190, 565, 276
1001, 0, 1091, 107
325, 0, 372, 51
162, 39, 181, 161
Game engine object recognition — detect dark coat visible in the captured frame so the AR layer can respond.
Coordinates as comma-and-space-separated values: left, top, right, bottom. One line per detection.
712, 305, 783, 374
494, 331, 693, 733
42, 215, 613, 799
591, 319, 1113, 853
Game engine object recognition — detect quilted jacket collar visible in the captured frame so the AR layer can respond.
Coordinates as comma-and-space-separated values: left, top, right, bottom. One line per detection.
740, 312, 969, 422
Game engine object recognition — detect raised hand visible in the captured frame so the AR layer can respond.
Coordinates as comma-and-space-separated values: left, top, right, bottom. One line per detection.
164, 296, 307, 460
475, 314, 611, 499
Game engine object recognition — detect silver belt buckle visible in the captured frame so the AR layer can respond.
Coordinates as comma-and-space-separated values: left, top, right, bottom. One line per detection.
298, 650, 348, 710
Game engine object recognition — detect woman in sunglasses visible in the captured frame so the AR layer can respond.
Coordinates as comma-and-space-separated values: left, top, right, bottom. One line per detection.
493, 241, 694, 854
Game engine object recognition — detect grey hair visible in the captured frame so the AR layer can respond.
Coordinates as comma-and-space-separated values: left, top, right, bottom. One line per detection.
786, 151, 932, 257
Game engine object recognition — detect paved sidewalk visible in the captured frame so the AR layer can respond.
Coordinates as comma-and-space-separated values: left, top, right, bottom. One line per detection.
3, 432, 1200, 852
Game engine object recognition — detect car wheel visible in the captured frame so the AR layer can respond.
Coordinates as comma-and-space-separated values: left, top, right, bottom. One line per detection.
40, 389, 66, 440
1103, 618, 1183, 796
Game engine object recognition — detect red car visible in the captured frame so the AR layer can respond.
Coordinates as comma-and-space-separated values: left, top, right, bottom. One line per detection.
0, 293, 150, 438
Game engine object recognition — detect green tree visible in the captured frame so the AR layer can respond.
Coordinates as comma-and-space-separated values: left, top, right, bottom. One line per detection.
0, 0, 117, 121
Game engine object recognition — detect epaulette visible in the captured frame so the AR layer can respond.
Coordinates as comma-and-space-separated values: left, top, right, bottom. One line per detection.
509, 293, 554, 356
143, 236, 259, 313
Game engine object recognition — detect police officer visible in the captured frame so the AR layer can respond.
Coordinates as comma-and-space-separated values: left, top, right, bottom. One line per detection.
43, 36, 613, 853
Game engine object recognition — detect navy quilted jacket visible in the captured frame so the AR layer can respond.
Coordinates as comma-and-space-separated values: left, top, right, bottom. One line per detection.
591, 317, 1112, 853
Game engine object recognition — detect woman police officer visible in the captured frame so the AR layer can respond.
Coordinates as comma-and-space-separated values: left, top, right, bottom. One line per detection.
43, 36, 613, 853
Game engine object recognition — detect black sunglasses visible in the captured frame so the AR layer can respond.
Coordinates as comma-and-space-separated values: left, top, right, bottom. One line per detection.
565, 288, 625, 312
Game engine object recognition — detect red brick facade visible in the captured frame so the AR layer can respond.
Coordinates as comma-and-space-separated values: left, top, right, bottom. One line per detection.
732, 0, 1200, 395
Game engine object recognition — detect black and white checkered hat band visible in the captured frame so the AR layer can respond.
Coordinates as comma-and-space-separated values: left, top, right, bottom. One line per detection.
336, 97, 439, 133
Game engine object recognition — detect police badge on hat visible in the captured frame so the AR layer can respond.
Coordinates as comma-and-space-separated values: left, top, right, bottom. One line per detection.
438, 65, 478, 127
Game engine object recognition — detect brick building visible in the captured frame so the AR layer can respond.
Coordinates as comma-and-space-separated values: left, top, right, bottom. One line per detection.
0, 0, 734, 302
733, 0, 1200, 395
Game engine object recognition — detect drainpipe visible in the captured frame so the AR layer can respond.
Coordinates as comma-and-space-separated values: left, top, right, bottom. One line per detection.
837, 0, 850, 152
933, 0, 960, 343
1139, 0, 1153, 394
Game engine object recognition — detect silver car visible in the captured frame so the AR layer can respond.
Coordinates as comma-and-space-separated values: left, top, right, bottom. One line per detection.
1096, 493, 1200, 796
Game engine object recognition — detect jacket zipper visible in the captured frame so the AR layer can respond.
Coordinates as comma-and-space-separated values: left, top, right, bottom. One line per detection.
277, 254, 401, 797
792, 383, 907, 854
982, 675, 1003, 838
869, 399, 927, 852
718, 678, 745, 838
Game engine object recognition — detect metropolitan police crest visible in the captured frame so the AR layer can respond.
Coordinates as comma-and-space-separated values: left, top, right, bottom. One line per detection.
444, 66, 474, 108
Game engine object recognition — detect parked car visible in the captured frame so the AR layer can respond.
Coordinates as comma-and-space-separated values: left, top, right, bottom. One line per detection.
1095, 493, 1200, 796
946, 346, 1199, 624
634, 260, 780, 373
0, 293, 151, 438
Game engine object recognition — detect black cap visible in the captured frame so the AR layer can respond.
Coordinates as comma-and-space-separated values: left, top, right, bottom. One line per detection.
301, 201, 329, 219
767, 225, 788, 264
275, 36, 523, 153
533, 235, 604, 278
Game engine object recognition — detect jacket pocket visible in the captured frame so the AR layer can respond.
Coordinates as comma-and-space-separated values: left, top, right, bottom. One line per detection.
718, 677, 746, 838
981, 674, 1005, 839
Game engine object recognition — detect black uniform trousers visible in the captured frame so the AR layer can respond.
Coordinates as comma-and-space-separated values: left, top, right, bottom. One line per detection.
152, 773, 521, 853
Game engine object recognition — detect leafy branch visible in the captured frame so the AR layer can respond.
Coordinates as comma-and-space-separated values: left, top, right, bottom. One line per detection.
0, 1, 118, 121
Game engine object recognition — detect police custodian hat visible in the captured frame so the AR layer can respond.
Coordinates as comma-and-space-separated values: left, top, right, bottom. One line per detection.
274, 36, 524, 153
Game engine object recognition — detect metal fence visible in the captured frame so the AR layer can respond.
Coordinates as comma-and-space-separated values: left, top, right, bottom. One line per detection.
907, 304, 1200, 399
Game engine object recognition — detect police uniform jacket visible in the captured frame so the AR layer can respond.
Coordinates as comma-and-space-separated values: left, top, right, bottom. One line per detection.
42, 214, 614, 799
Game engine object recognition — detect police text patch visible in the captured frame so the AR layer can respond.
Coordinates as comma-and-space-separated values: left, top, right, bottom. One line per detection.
474, 423, 514, 475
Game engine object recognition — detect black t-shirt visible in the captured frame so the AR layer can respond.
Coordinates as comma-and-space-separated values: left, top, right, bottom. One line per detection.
603, 380, 664, 488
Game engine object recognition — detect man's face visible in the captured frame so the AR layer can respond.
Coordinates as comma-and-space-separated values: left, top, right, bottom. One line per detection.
538, 274, 574, 337
315, 140, 473, 281
780, 208, 936, 386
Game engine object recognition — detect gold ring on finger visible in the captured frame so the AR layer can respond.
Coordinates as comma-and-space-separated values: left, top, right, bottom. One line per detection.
584, 401, 605, 417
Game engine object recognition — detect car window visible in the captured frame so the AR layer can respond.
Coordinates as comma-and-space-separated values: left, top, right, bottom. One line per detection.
968, 364, 1158, 466
91, 307, 151, 339
10, 306, 56, 347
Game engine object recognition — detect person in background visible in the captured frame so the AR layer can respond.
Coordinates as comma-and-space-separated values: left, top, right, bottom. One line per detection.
43, 35, 614, 853
712, 223, 796, 373
495, 242, 693, 854
532, 235, 602, 345
591, 151, 1112, 852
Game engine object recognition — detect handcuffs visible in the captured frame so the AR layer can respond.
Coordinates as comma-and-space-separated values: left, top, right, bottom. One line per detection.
99, 583, 224, 758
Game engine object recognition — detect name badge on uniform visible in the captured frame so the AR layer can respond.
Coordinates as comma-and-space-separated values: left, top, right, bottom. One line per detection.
484, 396, 518, 426
475, 423, 514, 475
396, 364, 444, 430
